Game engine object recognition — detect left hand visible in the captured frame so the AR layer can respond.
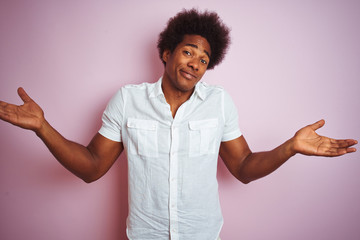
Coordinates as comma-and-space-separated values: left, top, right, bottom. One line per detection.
292, 119, 357, 157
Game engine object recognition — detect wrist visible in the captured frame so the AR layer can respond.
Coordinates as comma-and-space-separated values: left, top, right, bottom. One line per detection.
35, 118, 50, 138
285, 137, 297, 157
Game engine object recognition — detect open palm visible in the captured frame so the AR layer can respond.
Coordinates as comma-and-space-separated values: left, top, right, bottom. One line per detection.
0, 88, 44, 131
293, 120, 357, 157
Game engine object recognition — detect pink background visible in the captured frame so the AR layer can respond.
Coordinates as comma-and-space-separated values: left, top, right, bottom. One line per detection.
1, 0, 359, 239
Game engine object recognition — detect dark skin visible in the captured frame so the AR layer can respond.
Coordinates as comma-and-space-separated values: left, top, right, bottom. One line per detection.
0, 34, 357, 184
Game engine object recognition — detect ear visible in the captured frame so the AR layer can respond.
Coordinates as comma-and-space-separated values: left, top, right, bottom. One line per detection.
162, 49, 171, 63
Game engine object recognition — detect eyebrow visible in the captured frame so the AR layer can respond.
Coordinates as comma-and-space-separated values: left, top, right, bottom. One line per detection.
185, 43, 211, 59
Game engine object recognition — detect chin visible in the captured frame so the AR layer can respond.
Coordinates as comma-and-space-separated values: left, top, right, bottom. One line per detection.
176, 82, 196, 92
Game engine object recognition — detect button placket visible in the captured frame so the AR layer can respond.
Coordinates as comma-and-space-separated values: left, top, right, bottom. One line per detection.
169, 123, 179, 240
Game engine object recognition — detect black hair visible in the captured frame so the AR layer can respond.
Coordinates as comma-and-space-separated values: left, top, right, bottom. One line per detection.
157, 8, 231, 70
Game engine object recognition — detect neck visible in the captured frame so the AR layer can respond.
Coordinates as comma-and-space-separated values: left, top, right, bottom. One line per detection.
161, 75, 195, 118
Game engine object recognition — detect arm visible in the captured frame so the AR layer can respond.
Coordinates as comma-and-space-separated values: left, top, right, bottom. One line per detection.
0, 87, 123, 183
219, 120, 357, 184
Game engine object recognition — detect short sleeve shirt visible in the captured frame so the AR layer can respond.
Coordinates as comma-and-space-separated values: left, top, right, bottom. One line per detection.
99, 78, 241, 240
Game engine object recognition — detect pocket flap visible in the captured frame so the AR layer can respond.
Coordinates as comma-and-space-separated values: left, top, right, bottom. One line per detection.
127, 118, 157, 131
189, 118, 218, 130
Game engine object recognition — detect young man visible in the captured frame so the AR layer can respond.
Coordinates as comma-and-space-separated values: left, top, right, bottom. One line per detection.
0, 9, 357, 240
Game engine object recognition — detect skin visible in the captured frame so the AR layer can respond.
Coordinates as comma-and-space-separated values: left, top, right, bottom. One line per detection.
0, 34, 357, 184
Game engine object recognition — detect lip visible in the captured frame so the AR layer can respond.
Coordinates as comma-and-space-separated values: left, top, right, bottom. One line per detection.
180, 69, 197, 80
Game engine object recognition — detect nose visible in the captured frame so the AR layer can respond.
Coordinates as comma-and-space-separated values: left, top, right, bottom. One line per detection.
188, 58, 199, 71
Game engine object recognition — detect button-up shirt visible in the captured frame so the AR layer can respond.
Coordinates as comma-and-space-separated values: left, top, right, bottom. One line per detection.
99, 78, 241, 240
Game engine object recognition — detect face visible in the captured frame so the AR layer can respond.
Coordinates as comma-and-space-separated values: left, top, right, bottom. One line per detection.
162, 34, 211, 93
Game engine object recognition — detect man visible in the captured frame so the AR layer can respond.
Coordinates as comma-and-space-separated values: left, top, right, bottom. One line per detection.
0, 9, 357, 240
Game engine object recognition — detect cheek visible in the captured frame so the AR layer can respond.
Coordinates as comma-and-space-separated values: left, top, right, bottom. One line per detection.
165, 61, 177, 79
198, 66, 207, 74
167, 57, 182, 71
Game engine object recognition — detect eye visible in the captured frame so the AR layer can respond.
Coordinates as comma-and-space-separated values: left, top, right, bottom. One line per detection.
183, 50, 191, 56
200, 59, 208, 65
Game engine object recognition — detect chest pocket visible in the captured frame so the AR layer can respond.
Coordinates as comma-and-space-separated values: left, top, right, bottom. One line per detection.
126, 118, 158, 157
188, 118, 218, 157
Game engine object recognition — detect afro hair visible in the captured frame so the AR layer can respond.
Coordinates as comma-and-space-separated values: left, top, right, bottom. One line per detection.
157, 9, 231, 70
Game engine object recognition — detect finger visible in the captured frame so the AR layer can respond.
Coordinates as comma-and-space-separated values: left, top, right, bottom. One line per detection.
330, 139, 358, 148
0, 101, 16, 113
325, 139, 357, 155
337, 141, 357, 154
17, 87, 32, 103
0, 100, 8, 108
0, 103, 17, 123
309, 119, 325, 131
321, 143, 357, 156
346, 147, 357, 153
332, 147, 356, 156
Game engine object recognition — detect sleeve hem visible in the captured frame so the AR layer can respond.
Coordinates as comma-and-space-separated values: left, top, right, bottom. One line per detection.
98, 128, 121, 142
221, 130, 242, 142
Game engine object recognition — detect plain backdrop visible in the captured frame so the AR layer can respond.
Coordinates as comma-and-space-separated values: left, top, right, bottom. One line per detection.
0, 0, 359, 239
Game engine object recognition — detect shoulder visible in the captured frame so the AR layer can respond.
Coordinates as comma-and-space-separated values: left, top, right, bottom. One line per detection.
198, 82, 237, 110
198, 81, 224, 91
123, 82, 152, 89
119, 81, 156, 98
197, 81, 228, 99
122, 82, 154, 92
107, 82, 152, 104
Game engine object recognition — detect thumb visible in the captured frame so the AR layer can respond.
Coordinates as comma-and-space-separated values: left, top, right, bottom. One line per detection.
17, 87, 32, 103
309, 119, 325, 131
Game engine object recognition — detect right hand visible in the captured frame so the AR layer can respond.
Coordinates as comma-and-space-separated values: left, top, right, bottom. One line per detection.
0, 87, 45, 132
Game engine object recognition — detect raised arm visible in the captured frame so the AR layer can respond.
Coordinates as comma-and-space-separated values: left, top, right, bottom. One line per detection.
219, 120, 357, 184
0, 88, 123, 183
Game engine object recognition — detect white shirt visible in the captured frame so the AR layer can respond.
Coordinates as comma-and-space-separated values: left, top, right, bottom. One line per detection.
99, 78, 241, 240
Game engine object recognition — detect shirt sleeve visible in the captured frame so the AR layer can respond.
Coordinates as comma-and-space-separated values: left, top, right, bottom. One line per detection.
98, 88, 124, 142
221, 90, 242, 142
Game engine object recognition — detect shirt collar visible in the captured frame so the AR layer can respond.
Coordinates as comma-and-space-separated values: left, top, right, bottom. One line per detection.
149, 77, 164, 98
193, 82, 206, 101
149, 77, 206, 101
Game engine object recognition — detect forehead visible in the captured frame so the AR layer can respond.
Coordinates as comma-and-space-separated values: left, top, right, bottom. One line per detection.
177, 35, 211, 56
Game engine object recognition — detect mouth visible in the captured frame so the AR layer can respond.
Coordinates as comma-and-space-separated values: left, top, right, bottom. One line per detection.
180, 69, 197, 80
